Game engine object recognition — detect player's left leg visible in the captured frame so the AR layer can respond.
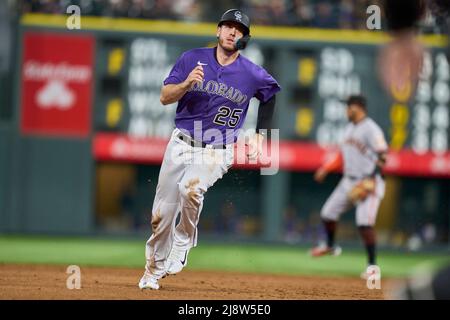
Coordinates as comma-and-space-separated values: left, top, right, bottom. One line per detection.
166, 146, 234, 274
356, 193, 383, 279
356, 175, 385, 278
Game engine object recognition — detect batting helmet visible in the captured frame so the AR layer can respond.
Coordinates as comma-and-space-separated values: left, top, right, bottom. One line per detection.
218, 9, 251, 50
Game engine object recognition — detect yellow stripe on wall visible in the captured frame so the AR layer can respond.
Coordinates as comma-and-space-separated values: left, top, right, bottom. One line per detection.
21, 13, 448, 47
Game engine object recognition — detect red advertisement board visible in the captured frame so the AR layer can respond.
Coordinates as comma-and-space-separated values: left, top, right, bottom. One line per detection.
20, 32, 94, 137
93, 133, 450, 178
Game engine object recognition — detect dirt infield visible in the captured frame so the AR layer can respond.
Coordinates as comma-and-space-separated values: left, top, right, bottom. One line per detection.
0, 264, 389, 300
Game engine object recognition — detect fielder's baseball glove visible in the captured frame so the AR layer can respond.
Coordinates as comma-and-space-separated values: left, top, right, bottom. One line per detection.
348, 178, 376, 203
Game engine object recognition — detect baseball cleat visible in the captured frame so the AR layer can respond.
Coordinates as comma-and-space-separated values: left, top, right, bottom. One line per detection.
310, 245, 342, 257
166, 247, 190, 275
138, 272, 160, 290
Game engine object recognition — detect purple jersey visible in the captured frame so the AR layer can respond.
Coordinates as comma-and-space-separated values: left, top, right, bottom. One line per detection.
163, 47, 281, 145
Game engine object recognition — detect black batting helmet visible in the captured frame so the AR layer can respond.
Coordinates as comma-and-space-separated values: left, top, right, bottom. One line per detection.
218, 9, 251, 50
218, 9, 251, 36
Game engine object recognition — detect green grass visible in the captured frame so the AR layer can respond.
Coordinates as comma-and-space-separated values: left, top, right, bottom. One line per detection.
0, 235, 449, 278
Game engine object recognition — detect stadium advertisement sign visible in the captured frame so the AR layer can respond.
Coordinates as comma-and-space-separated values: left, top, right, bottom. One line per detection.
20, 32, 94, 137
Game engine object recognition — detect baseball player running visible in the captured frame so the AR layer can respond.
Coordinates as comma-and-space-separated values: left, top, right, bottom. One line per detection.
310, 95, 388, 278
139, 9, 281, 290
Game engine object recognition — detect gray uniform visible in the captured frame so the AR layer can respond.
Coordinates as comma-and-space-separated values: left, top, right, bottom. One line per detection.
321, 117, 388, 226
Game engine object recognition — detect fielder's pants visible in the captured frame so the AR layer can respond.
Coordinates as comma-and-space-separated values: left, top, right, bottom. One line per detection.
145, 128, 234, 277
320, 175, 385, 227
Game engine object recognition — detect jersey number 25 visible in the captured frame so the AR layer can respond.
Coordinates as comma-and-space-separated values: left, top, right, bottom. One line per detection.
213, 106, 243, 128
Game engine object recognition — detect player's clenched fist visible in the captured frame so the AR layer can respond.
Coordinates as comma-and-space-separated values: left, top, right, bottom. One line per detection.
160, 65, 204, 105
184, 65, 204, 88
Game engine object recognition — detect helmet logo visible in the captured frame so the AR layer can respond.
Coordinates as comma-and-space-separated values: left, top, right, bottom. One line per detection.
234, 11, 242, 21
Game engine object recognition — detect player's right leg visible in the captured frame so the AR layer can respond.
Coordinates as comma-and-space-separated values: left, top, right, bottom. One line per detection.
139, 129, 190, 290
310, 179, 352, 257
166, 144, 234, 275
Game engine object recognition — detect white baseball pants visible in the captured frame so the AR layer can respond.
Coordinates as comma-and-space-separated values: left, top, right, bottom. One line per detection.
320, 175, 385, 226
145, 128, 234, 278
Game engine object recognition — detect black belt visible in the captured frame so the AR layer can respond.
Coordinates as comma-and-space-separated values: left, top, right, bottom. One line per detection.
345, 175, 365, 180
345, 174, 382, 180
176, 132, 227, 149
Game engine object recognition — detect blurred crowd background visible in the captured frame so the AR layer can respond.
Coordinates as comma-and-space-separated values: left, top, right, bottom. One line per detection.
16, 0, 446, 33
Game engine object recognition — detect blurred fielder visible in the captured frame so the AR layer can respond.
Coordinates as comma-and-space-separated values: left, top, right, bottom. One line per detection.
139, 9, 281, 290
311, 95, 388, 279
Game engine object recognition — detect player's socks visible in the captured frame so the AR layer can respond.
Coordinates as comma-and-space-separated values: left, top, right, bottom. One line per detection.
358, 226, 377, 265
323, 219, 337, 248
366, 244, 376, 265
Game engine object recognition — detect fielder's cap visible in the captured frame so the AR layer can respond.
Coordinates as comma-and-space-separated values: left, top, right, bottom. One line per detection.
218, 9, 250, 35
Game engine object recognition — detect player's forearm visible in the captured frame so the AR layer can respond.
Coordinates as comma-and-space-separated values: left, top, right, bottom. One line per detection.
256, 95, 276, 135
375, 151, 387, 170
322, 152, 343, 173
160, 82, 190, 105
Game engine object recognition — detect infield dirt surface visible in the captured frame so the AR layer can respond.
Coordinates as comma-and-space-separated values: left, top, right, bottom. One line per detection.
0, 264, 394, 299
